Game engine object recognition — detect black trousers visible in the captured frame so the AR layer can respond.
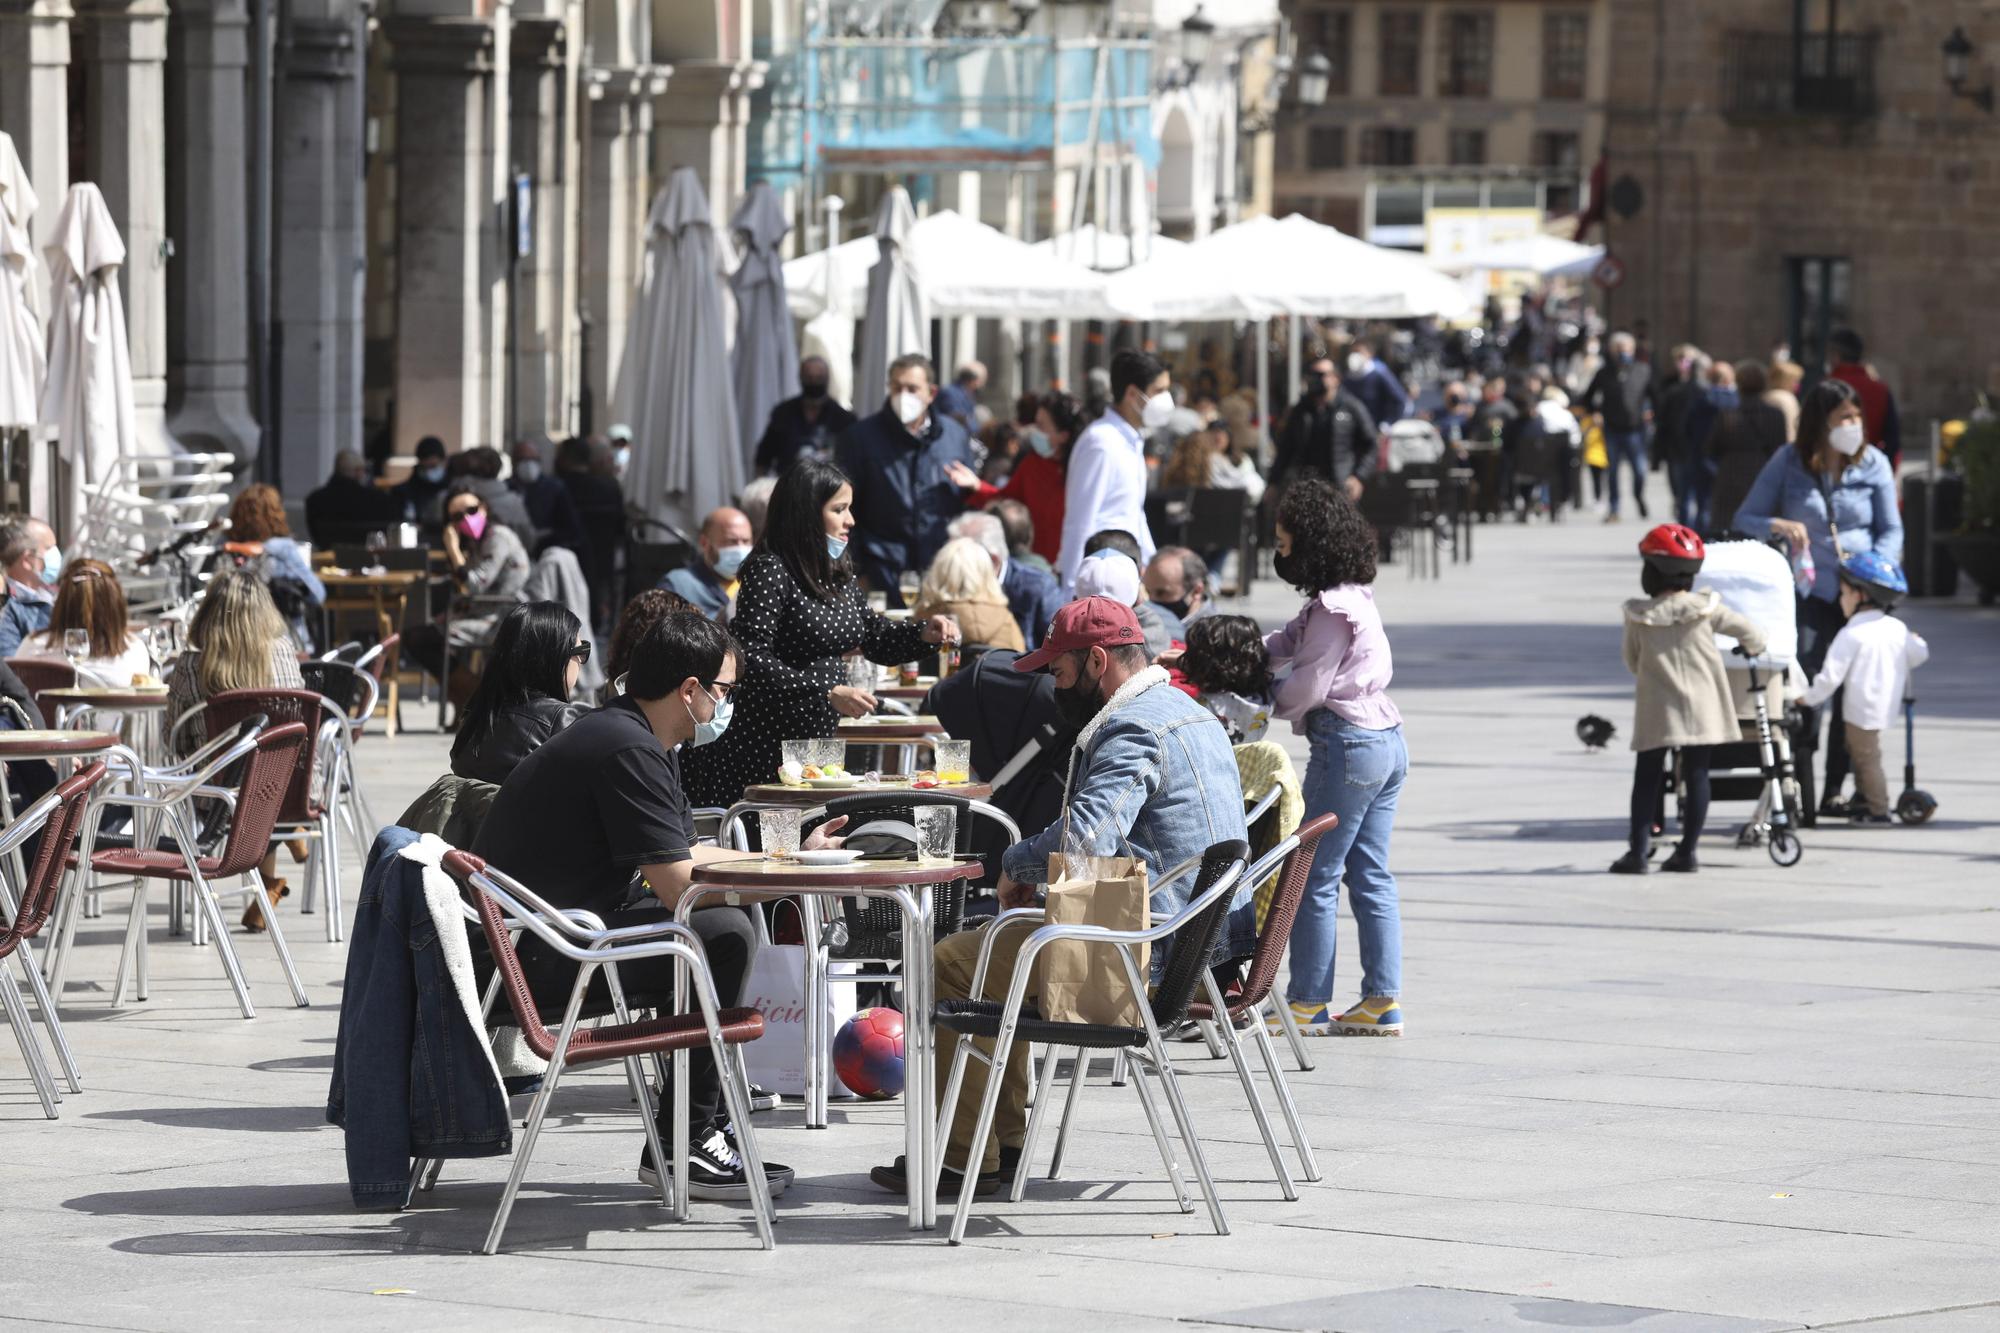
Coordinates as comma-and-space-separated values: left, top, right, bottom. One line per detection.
1630, 745, 1712, 855
524, 903, 757, 1133
1796, 594, 1850, 806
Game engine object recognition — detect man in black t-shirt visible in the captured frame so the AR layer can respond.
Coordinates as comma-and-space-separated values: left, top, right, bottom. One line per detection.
475, 612, 843, 1199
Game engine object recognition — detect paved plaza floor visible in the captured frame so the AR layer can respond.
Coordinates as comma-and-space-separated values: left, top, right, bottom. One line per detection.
5, 479, 1998, 1331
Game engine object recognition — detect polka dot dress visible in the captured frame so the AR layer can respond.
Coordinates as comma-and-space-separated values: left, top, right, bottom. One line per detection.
681, 550, 930, 808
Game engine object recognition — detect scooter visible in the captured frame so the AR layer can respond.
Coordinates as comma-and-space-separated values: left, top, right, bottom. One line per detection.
1895, 695, 1939, 825
1734, 655, 1804, 867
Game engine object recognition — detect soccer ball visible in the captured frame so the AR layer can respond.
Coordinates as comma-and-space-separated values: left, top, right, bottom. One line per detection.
833, 1007, 905, 1099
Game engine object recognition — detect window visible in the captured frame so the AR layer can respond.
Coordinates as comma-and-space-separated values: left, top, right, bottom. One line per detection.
1447, 129, 1486, 166
1543, 12, 1590, 100
1787, 257, 1852, 382
1300, 8, 1353, 97
1439, 11, 1494, 98
1533, 131, 1581, 171
1307, 126, 1347, 169
1359, 127, 1417, 167
1378, 10, 1422, 97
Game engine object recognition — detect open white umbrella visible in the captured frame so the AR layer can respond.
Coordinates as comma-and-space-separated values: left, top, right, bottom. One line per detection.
800, 237, 857, 412
1434, 233, 1599, 277
0, 131, 44, 429
729, 181, 798, 461
612, 167, 743, 532
855, 187, 927, 413
42, 182, 138, 528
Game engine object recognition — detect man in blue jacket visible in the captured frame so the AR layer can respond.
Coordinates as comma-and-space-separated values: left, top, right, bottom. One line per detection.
1345, 339, 1412, 426
835, 352, 974, 604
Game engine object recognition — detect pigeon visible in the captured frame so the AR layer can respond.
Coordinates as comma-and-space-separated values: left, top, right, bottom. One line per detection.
1576, 714, 1617, 751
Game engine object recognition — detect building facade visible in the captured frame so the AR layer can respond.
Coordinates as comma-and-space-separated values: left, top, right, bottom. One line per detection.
1272, 0, 1609, 251
1600, 0, 1999, 430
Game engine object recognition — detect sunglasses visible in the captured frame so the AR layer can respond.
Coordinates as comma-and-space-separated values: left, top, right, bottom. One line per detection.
568, 642, 592, 664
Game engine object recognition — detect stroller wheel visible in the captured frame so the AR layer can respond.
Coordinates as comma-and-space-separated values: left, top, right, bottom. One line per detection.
1896, 790, 1938, 825
1768, 828, 1803, 868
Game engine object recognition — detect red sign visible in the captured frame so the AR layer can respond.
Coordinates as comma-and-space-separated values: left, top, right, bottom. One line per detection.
1592, 254, 1627, 291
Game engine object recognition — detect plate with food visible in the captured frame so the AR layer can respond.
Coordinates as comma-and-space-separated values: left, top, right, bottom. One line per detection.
806, 775, 863, 789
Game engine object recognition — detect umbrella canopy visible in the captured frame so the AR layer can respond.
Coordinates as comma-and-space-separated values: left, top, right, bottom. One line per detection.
0, 132, 44, 429
855, 187, 928, 414
1433, 233, 1599, 277
42, 182, 138, 525
729, 181, 798, 460
612, 167, 743, 532
1030, 223, 1190, 272
1543, 244, 1607, 282
1102, 214, 1475, 322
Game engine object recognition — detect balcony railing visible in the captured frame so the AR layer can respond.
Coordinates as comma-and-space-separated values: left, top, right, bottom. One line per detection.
1723, 31, 1879, 119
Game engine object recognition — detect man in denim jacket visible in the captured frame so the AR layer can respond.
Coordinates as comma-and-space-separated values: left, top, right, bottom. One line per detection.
871, 597, 1251, 1197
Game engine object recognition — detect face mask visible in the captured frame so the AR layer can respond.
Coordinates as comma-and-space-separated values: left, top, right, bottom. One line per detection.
1828, 421, 1865, 456
1023, 427, 1055, 459
684, 688, 733, 747
801, 380, 829, 401
40, 546, 62, 584
420, 464, 446, 485
1273, 550, 1309, 589
1310, 377, 1331, 400
1347, 353, 1368, 376
514, 460, 542, 485
1139, 390, 1175, 430
1156, 596, 1191, 622
1054, 665, 1105, 730
457, 511, 488, 541
613, 445, 631, 476
826, 533, 848, 561
894, 391, 927, 426
713, 544, 751, 578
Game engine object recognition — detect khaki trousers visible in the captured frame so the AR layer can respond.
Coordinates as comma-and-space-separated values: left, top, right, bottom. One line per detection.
1844, 724, 1888, 816
934, 919, 1039, 1174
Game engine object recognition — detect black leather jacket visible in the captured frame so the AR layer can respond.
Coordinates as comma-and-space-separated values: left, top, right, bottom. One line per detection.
449, 694, 584, 787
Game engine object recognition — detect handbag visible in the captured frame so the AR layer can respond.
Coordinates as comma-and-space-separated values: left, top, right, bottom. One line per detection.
739, 899, 860, 1098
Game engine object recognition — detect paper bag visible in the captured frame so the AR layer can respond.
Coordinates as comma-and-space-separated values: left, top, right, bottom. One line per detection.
1036, 854, 1150, 1028
740, 903, 861, 1097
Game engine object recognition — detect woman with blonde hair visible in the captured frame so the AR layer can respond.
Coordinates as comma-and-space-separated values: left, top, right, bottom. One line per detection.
164, 569, 307, 929
910, 536, 1025, 653
18, 558, 153, 684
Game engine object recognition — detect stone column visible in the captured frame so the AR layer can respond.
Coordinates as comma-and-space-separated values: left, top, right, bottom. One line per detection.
78, 0, 178, 456
274, 1, 365, 490
381, 5, 511, 452
509, 9, 572, 439
580, 66, 664, 430
164, 0, 259, 463
0, 1, 73, 250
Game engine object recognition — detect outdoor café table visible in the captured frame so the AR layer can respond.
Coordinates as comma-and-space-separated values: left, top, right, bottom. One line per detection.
319, 567, 426, 732
41, 687, 174, 927
738, 778, 992, 808
676, 854, 981, 1231
878, 676, 937, 703
837, 713, 945, 774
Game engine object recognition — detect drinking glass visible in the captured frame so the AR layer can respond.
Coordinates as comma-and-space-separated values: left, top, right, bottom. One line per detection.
781, 739, 814, 776
934, 739, 972, 785
63, 629, 89, 668
866, 591, 888, 614
761, 808, 803, 858
913, 805, 957, 861
811, 738, 845, 770
845, 656, 877, 692
898, 570, 921, 605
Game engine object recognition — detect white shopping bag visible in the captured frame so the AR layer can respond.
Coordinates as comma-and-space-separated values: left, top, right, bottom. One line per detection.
739, 901, 860, 1098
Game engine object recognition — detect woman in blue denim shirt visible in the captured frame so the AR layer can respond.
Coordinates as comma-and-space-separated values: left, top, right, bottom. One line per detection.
1732, 378, 1902, 818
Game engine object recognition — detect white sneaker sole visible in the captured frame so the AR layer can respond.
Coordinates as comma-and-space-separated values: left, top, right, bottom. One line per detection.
638, 1163, 793, 1199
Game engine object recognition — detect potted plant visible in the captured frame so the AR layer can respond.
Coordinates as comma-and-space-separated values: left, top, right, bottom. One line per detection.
1947, 414, 2000, 603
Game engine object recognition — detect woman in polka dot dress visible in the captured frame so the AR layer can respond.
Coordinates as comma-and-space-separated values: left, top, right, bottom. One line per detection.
682, 459, 959, 808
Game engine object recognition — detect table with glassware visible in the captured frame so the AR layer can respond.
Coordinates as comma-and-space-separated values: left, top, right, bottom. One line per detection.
677, 848, 980, 1230
739, 778, 992, 808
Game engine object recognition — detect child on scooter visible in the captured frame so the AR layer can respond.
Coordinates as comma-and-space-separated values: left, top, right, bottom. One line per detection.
1800, 552, 1929, 824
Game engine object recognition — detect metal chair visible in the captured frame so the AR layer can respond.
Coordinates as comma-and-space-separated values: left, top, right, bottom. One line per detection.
0, 761, 110, 1117
4, 656, 76, 716
432, 850, 775, 1254
296, 659, 382, 860
933, 839, 1250, 1244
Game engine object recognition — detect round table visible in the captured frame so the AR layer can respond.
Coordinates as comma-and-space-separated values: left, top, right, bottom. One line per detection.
879, 681, 936, 703
739, 778, 993, 807
0, 728, 120, 759
680, 855, 981, 1232
836, 715, 943, 740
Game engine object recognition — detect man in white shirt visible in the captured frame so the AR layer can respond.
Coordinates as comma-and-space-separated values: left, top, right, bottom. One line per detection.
1057, 349, 1172, 592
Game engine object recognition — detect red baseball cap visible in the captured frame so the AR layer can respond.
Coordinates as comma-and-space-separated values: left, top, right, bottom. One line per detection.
1014, 596, 1146, 672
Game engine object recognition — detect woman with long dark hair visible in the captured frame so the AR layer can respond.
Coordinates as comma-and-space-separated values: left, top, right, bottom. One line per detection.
959, 390, 1080, 568
680, 458, 958, 807
449, 601, 589, 786
1734, 377, 1903, 818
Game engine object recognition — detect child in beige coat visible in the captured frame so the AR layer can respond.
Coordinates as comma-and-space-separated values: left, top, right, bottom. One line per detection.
1614, 525, 1767, 875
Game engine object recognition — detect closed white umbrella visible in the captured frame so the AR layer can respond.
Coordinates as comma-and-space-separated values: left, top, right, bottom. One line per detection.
0, 132, 45, 429
42, 182, 139, 528
855, 187, 927, 414
729, 181, 799, 461
800, 236, 857, 412
612, 167, 744, 532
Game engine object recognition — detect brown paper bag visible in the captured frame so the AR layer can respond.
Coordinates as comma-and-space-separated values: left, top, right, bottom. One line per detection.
1035, 854, 1151, 1028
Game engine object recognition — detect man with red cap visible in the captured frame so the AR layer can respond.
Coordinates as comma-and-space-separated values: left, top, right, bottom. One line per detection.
870, 596, 1253, 1198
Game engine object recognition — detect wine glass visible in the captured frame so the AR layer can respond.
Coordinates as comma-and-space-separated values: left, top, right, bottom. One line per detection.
63, 628, 89, 670
364, 529, 388, 570
898, 569, 921, 606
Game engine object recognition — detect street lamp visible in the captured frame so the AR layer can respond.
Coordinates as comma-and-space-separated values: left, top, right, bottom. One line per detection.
1943, 26, 1994, 112
1181, 5, 1215, 74
1296, 50, 1333, 107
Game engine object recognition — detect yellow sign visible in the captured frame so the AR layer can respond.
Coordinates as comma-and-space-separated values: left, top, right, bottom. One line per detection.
1424, 208, 1543, 267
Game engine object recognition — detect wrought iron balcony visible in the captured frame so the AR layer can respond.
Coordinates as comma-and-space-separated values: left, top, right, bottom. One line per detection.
1723, 31, 1879, 120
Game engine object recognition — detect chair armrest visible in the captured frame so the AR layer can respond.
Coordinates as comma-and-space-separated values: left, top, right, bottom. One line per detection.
967, 906, 1047, 996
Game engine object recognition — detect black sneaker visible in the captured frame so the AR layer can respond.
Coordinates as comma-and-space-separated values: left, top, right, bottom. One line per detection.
1609, 850, 1649, 875
869, 1154, 1000, 1197
1171, 1014, 1252, 1042
1850, 811, 1894, 826
746, 1083, 780, 1113
638, 1123, 793, 1200
1659, 846, 1698, 873
1819, 794, 1857, 820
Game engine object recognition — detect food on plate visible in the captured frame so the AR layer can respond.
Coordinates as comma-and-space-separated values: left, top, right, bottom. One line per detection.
778, 760, 807, 785
130, 673, 165, 688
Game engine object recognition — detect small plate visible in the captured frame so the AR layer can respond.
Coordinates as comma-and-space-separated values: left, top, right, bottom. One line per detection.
806, 776, 861, 788
790, 849, 864, 866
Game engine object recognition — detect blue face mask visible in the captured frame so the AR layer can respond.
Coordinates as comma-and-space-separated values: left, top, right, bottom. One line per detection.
1023, 427, 1055, 459
826, 534, 848, 561
713, 544, 751, 579
685, 689, 733, 747
420, 464, 446, 484
41, 545, 63, 584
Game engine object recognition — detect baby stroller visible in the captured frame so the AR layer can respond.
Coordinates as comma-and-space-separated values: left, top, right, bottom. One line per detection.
1691, 540, 1805, 866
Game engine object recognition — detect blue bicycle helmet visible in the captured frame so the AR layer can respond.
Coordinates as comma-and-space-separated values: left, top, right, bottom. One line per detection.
1838, 550, 1907, 607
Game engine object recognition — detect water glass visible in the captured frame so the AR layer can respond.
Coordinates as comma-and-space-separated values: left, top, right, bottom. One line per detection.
781, 739, 814, 775
811, 738, 846, 770
762, 807, 803, 858
63, 628, 89, 667
846, 656, 878, 692
934, 739, 972, 784
866, 591, 889, 614
913, 805, 957, 861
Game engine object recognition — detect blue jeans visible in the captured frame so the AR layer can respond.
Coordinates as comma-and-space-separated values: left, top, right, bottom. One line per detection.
1287, 712, 1408, 1005
1605, 430, 1648, 515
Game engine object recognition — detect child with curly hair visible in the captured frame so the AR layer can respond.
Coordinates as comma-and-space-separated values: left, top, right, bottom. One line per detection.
1264, 478, 1407, 1037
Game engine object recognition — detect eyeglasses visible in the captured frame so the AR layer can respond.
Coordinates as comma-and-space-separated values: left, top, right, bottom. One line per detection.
568, 642, 592, 664
701, 679, 738, 701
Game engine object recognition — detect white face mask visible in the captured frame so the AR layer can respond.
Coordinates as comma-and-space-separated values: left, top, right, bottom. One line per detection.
1347, 353, 1369, 376
612, 444, 631, 476
1139, 390, 1175, 430
1828, 421, 1864, 456
893, 390, 927, 426
513, 460, 542, 485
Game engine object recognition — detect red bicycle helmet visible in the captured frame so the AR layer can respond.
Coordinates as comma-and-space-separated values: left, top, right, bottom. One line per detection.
1638, 523, 1705, 576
